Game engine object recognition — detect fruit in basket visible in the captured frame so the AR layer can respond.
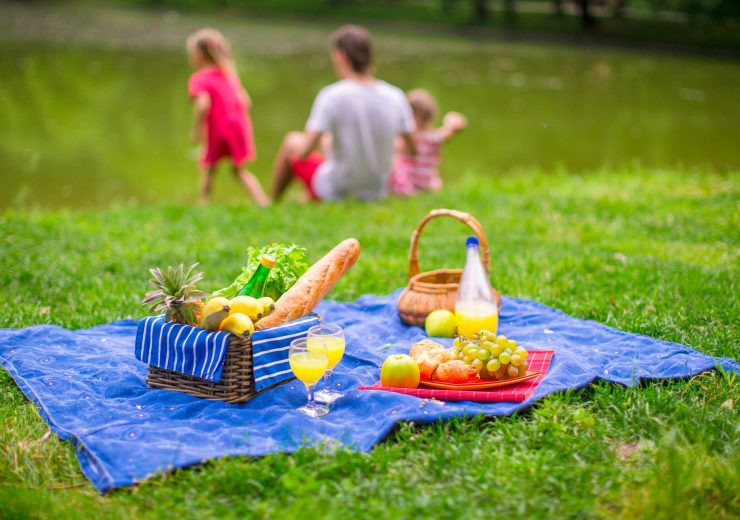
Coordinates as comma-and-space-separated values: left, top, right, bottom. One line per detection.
228, 296, 263, 321
257, 296, 276, 317
199, 297, 231, 331
381, 354, 420, 388
452, 330, 529, 380
141, 263, 208, 326
425, 309, 456, 338
219, 312, 254, 339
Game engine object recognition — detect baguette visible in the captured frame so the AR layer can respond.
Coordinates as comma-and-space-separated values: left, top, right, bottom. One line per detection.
255, 238, 361, 329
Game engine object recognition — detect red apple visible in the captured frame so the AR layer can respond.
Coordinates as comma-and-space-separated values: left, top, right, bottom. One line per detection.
380, 354, 420, 388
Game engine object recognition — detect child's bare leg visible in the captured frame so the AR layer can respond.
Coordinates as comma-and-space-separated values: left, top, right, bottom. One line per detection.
271, 131, 307, 201
234, 166, 270, 207
199, 166, 216, 205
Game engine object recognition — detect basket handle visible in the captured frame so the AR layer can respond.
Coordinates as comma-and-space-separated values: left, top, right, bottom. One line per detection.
407, 208, 490, 279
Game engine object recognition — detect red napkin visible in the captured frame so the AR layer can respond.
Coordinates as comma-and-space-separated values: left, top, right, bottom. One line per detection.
359, 350, 554, 403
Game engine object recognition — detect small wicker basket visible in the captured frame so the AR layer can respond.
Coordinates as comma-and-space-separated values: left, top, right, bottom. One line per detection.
397, 208, 501, 326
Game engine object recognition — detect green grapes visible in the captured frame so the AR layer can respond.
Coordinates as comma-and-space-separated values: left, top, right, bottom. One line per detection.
456, 332, 530, 380
480, 330, 496, 340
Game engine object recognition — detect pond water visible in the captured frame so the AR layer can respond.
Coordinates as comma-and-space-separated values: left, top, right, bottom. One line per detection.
1, 12, 738, 209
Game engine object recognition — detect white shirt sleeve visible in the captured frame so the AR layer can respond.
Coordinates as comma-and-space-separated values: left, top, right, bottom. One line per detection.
306, 88, 333, 133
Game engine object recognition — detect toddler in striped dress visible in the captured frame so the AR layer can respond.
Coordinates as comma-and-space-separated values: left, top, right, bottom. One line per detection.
390, 89, 467, 196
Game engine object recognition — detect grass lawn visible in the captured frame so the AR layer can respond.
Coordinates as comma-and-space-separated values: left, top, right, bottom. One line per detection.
0, 169, 738, 518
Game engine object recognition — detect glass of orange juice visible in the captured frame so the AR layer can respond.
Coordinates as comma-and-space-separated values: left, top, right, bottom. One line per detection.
289, 338, 329, 417
307, 323, 345, 404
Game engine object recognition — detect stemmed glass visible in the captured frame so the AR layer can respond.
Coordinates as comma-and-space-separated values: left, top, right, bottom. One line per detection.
307, 323, 345, 404
289, 338, 329, 418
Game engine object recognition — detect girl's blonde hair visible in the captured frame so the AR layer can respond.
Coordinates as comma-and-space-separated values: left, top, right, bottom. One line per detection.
187, 28, 236, 76
407, 89, 438, 127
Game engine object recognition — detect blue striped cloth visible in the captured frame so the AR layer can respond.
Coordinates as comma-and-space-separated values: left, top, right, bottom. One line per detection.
135, 316, 231, 382
134, 315, 320, 388
250, 315, 320, 391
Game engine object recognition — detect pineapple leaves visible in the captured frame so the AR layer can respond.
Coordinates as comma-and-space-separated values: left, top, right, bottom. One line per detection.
141, 263, 208, 325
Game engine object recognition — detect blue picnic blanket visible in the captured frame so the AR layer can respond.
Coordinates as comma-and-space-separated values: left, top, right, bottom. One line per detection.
0, 290, 736, 493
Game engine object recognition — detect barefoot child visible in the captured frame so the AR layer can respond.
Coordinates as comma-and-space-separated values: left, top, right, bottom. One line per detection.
187, 29, 269, 206
390, 89, 467, 196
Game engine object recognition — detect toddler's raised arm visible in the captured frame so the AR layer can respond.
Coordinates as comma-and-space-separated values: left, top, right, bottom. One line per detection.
438, 111, 468, 142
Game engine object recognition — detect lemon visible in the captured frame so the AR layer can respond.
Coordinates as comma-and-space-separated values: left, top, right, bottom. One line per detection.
219, 312, 254, 339
229, 296, 263, 321
199, 297, 230, 331
257, 296, 276, 317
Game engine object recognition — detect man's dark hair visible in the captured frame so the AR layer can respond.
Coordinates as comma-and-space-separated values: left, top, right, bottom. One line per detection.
331, 25, 373, 74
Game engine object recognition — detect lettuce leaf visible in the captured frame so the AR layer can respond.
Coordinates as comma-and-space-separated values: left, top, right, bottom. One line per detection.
212, 243, 309, 300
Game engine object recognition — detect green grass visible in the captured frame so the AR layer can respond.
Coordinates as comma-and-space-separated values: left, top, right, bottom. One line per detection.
1, 169, 738, 518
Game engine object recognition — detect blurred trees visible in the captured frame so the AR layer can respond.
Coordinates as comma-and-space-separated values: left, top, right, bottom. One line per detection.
129, 0, 740, 29
465, 0, 739, 27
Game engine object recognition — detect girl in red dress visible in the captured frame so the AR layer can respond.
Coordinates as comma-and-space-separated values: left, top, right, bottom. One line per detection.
187, 29, 269, 206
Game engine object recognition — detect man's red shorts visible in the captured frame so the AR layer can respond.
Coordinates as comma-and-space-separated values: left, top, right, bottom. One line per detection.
291, 152, 323, 201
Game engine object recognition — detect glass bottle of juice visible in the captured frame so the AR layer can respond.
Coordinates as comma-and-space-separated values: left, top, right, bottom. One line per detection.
236, 254, 275, 298
455, 236, 498, 338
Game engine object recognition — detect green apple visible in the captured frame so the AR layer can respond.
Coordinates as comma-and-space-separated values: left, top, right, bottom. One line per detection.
380, 354, 420, 388
425, 309, 456, 338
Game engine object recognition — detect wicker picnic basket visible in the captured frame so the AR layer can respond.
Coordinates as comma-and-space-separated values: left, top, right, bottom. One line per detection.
145, 313, 321, 403
146, 335, 259, 403
397, 208, 501, 326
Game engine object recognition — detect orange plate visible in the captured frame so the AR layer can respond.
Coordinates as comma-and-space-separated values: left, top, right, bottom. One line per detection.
419, 371, 541, 391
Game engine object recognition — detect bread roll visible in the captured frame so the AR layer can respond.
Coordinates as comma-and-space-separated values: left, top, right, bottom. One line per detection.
255, 238, 361, 329
409, 339, 457, 379
409, 339, 444, 359
432, 360, 478, 384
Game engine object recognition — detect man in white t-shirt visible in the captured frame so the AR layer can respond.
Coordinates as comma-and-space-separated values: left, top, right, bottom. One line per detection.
271, 25, 416, 201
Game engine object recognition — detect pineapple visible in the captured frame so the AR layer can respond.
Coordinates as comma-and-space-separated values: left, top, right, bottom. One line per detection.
142, 263, 208, 326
